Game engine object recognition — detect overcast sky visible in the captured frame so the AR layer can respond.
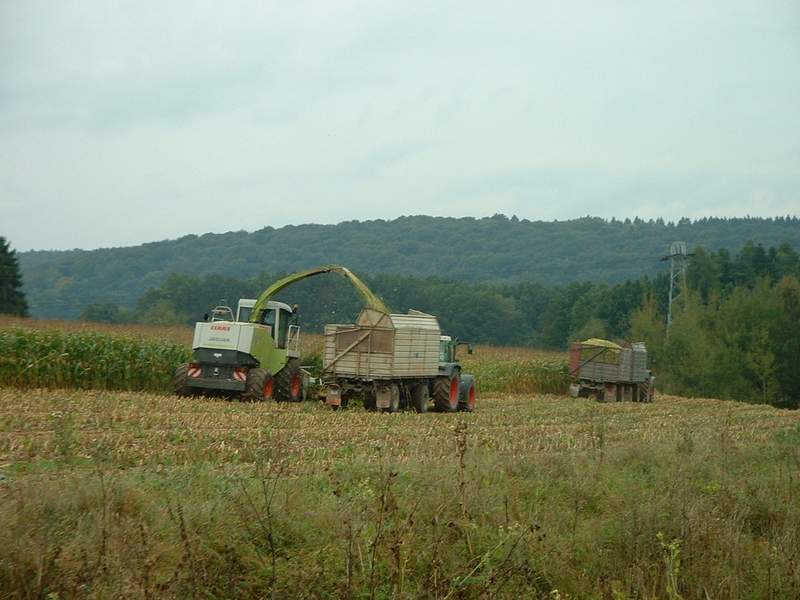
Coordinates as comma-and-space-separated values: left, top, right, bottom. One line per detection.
1, 1, 798, 251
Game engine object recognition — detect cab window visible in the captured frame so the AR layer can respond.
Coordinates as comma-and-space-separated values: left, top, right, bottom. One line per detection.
276, 309, 291, 348
261, 309, 276, 329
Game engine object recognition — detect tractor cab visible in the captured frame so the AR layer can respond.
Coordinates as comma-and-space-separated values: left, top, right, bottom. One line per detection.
439, 336, 472, 364
439, 335, 455, 363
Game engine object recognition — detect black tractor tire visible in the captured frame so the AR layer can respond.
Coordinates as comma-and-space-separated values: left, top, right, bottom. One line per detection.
275, 358, 303, 402
243, 368, 274, 402
458, 374, 476, 412
433, 373, 459, 412
411, 383, 429, 413
173, 363, 194, 397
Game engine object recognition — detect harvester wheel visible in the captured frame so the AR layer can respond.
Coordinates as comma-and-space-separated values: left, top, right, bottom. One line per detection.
173, 363, 194, 397
433, 373, 459, 412
458, 374, 476, 412
411, 384, 429, 413
244, 368, 274, 402
275, 358, 303, 402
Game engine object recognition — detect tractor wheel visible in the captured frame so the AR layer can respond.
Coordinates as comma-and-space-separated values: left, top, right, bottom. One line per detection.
432, 373, 459, 412
243, 368, 274, 402
411, 384, 429, 413
458, 374, 476, 412
275, 358, 303, 402
173, 363, 194, 397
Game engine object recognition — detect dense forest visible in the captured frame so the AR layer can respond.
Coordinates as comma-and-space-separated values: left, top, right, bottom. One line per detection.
633, 243, 800, 408
20, 215, 800, 319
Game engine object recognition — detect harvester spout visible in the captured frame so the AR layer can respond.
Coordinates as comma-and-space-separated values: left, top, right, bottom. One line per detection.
249, 265, 390, 323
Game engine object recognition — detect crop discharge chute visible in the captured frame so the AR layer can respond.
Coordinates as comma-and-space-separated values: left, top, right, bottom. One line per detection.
249, 265, 390, 323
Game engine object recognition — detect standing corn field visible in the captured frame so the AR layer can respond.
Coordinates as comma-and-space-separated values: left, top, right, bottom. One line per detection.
0, 328, 190, 391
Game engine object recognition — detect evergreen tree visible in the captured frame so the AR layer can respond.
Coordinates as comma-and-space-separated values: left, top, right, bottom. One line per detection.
0, 237, 28, 316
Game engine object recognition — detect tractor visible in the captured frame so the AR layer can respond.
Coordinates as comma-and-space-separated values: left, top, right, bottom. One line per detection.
438, 335, 476, 412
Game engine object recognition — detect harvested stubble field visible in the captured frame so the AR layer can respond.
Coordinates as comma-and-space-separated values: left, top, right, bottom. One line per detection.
2, 386, 800, 599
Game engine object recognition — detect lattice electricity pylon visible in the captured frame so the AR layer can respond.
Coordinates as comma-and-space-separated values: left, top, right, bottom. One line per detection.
660, 241, 693, 332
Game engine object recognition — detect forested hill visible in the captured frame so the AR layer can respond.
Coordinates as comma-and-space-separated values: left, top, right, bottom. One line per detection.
18, 215, 800, 319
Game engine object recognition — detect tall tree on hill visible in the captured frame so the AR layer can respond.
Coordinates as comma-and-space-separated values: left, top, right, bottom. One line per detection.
0, 237, 29, 316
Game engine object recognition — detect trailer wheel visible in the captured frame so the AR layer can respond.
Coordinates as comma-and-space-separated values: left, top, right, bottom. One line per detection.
244, 368, 274, 402
363, 391, 377, 412
411, 384, 429, 413
334, 390, 352, 410
173, 363, 194, 397
275, 358, 303, 402
379, 384, 400, 413
458, 374, 476, 412
433, 374, 459, 412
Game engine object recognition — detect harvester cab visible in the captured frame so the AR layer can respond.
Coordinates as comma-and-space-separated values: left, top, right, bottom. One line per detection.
236, 298, 298, 349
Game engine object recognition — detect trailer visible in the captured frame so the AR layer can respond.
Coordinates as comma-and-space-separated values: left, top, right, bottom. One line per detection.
569, 338, 655, 402
323, 308, 476, 412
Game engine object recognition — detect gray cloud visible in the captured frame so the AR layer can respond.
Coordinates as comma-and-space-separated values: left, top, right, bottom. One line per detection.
1, 0, 798, 251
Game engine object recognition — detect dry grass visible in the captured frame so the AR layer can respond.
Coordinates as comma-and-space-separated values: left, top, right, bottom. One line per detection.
2, 387, 800, 598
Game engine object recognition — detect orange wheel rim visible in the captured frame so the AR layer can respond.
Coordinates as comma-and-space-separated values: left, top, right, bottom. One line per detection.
263, 379, 273, 400
449, 377, 459, 408
291, 374, 301, 398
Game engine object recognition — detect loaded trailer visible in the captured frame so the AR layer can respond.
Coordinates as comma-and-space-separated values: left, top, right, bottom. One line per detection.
569, 338, 655, 402
323, 308, 476, 412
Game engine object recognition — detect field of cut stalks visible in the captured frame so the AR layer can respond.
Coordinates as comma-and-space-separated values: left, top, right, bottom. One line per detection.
3, 389, 800, 599
2, 318, 800, 599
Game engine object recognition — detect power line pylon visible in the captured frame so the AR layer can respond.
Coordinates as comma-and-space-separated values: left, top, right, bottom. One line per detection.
660, 241, 693, 333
